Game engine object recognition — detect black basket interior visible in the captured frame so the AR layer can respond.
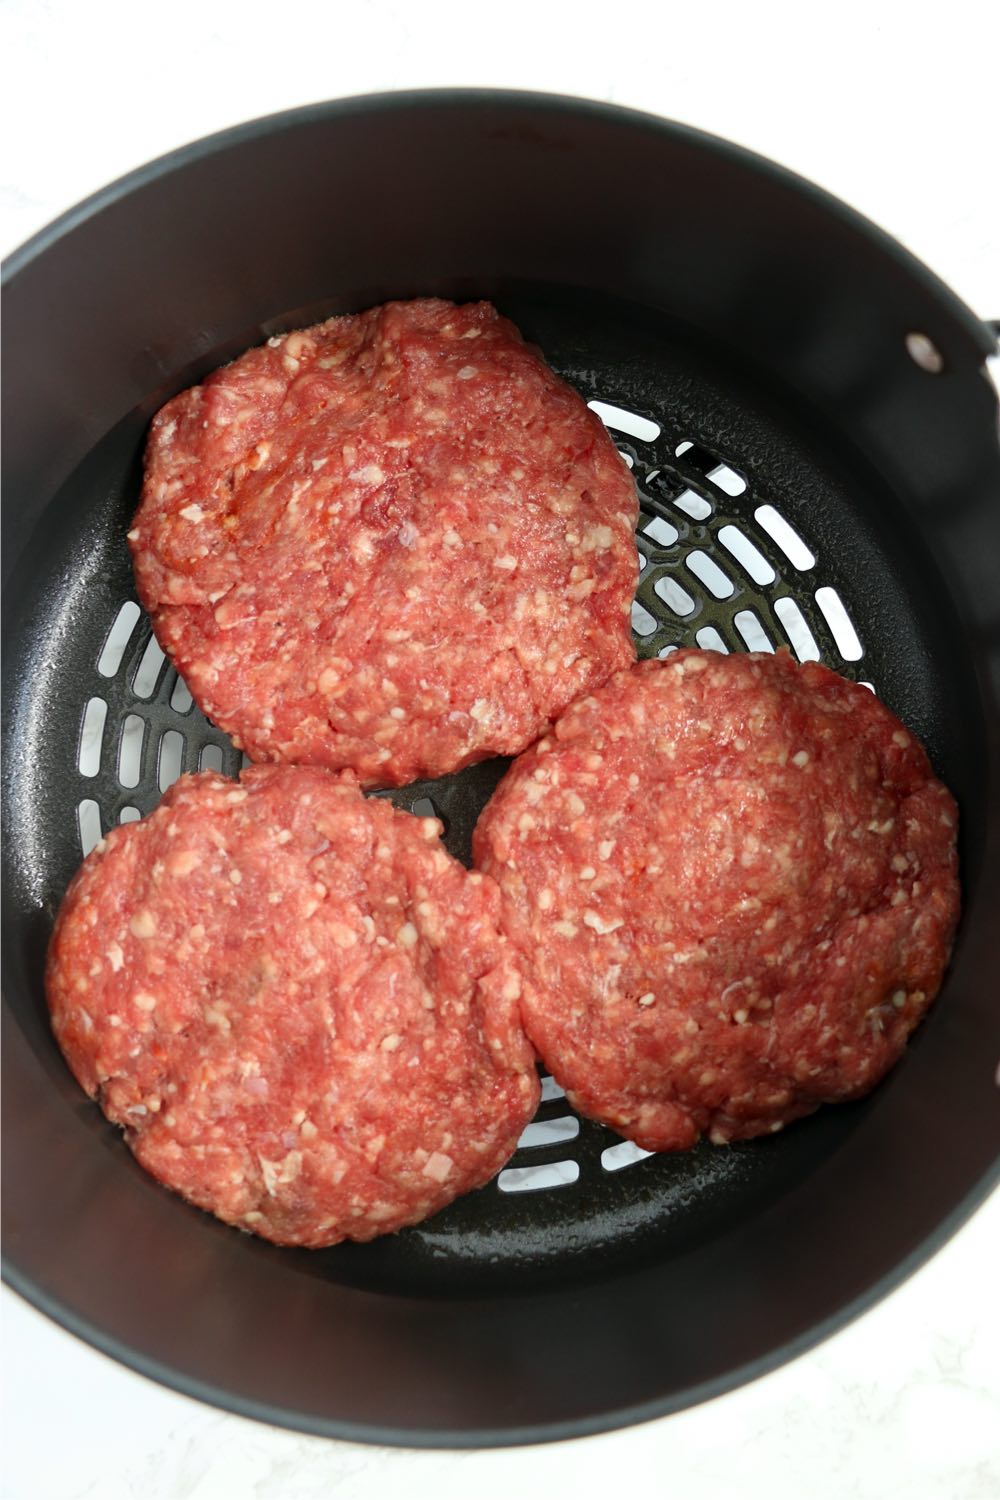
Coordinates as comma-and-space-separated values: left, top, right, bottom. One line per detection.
7, 288, 977, 1295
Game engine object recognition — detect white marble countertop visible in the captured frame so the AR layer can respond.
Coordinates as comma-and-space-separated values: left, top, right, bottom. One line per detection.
2, 2, 998, 1496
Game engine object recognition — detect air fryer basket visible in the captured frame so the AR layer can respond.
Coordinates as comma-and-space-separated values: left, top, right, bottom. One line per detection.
3, 92, 999, 1447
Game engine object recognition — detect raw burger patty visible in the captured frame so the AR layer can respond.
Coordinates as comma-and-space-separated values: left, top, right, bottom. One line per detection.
47, 766, 539, 1246
130, 298, 638, 787
473, 649, 960, 1150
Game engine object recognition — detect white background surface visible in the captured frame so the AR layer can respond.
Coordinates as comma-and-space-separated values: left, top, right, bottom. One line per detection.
2, 2, 998, 1497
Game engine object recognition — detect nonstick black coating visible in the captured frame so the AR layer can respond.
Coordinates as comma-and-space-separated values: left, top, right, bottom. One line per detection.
3, 92, 999, 1445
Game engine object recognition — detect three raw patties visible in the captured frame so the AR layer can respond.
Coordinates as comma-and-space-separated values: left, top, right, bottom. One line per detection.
47, 296, 960, 1251
48, 299, 640, 1246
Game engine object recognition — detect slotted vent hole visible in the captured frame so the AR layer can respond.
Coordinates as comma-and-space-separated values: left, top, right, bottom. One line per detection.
78, 698, 107, 777
733, 611, 775, 653
685, 550, 734, 600
200, 744, 224, 774
410, 797, 436, 818
601, 1140, 655, 1173
77, 799, 102, 857
517, 1116, 580, 1150
718, 525, 775, 585
97, 602, 141, 677
754, 505, 815, 570
539, 1075, 565, 1102
631, 600, 658, 636
773, 597, 821, 662
119, 806, 141, 824
588, 400, 661, 443
642, 515, 679, 547
673, 489, 713, 521
815, 586, 865, 661
158, 730, 185, 793
695, 626, 729, 654
133, 636, 166, 698
118, 715, 145, 788
708, 463, 746, 496
653, 575, 696, 617
497, 1161, 581, 1194
170, 676, 193, 713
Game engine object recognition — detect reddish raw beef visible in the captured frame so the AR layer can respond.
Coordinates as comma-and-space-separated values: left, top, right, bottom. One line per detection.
473, 650, 959, 1149
131, 299, 638, 787
47, 766, 539, 1246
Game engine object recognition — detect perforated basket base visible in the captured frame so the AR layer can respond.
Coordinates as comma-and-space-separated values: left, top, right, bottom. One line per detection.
6, 288, 967, 1294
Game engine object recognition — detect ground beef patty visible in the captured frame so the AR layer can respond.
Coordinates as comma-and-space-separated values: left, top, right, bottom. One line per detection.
47, 766, 539, 1246
130, 299, 638, 787
473, 649, 960, 1150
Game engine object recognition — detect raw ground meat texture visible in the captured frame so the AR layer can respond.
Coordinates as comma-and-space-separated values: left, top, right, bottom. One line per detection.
473, 649, 960, 1150
130, 298, 638, 788
46, 766, 540, 1246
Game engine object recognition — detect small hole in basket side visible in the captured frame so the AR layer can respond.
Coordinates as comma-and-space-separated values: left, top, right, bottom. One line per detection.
120, 806, 141, 824
905, 331, 945, 374
200, 744, 224, 774
540, 1075, 565, 1102
497, 1160, 581, 1194
97, 602, 141, 677
78, 698, 108, 778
